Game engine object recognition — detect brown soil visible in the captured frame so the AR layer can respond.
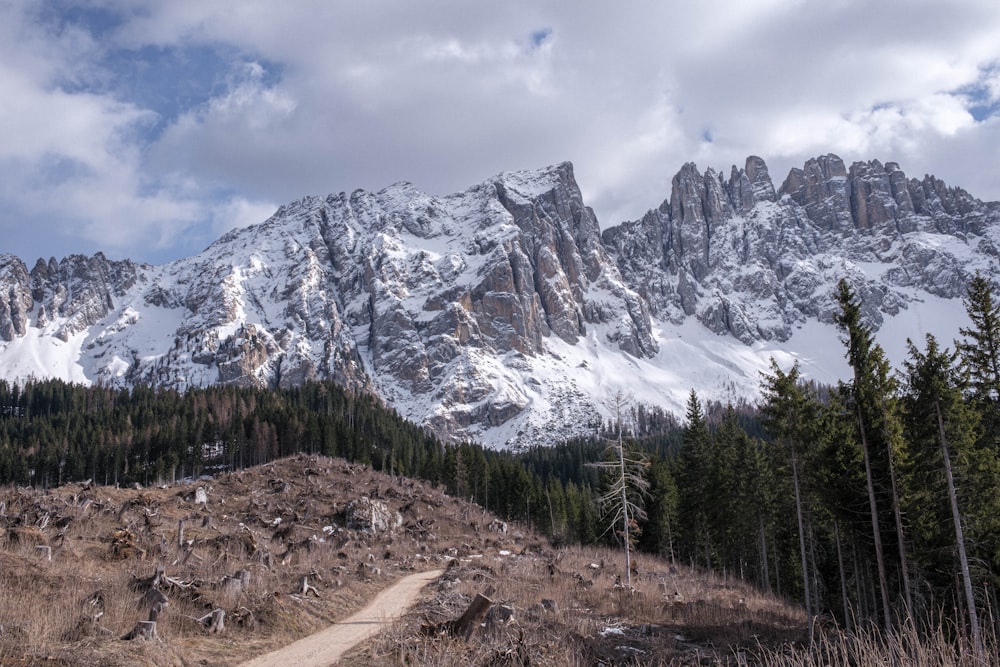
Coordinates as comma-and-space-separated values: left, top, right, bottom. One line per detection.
0, 454, 808, 666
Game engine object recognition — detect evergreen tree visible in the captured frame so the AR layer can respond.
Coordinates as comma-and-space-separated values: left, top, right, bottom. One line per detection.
835, 279, 911, 629
640, 460, 678, 562
903, 334, 986, 661
677, 390, 714, 568
760, 360, 817, 615
957, 272, 1000, 448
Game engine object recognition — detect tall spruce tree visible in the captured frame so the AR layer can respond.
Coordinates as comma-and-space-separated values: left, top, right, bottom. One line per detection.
903, 334, 984, 661
835, 279, 911, 629
957, 272, 1000, 448
677, 390, 714, 569
760, 360, 817, 617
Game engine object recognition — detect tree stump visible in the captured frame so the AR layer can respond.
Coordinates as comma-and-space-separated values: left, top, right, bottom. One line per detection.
450, 593, 492, 640
299, 575, 319, 597
198, 608, 226, 634
122, 620, 157, 641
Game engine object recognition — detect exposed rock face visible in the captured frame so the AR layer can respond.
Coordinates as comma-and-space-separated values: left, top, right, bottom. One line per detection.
0, 255, 32, 341
0, 155, 997, 446
345, 497, 402, 533
604, 154, 999, 344
0, 253, 140, 342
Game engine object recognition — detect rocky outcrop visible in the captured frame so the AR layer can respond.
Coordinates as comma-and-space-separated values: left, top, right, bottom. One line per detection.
0, 255, 33, 341
0, 253, 139, 343
345, 497, 402, 533
604, 154, 999, 344
0, 154, 996, 446
778, 154, 855, 231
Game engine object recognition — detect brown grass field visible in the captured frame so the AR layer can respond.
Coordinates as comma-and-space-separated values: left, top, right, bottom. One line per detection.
0, 454, 993, 666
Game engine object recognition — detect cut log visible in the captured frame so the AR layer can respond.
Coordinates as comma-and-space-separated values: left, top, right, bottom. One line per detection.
450, 593, 492, 640
177, 519, 185, 548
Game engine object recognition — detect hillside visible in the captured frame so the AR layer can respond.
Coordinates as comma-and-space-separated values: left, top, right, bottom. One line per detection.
0, 454, 807, 666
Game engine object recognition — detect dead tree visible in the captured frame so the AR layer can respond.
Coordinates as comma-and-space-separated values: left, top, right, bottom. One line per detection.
587, 391, 648, 589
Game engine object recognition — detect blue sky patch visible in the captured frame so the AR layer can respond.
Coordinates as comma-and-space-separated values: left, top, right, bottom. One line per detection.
98, 44, 283, 135
530, 28, 553, 49
33, 0, 125, 41
957, 65, 1000, 122
34, 2, 284, 141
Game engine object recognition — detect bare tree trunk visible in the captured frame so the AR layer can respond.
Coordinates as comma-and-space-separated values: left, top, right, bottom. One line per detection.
834, 521, 852, 632
852, 537, 868, 622
936, 399, 984, 663
790, 445, 812, 619
617, 423, 632, 589
758, 513, 771, 594
772, 535, 782, 598
857, 404, 893, 631
885, 423, 914, 621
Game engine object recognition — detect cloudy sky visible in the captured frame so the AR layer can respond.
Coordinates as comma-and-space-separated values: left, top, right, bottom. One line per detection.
2, 0, 999, 265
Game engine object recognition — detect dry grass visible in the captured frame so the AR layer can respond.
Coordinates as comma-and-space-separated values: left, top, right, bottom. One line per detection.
751, 617, 999, 667
346, 540, 807, 666
0, 455, 497, 666
7, 453, 983, 666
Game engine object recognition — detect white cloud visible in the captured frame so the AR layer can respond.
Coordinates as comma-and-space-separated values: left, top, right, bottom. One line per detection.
209, 196, 278, 238
1, 0, 999, 263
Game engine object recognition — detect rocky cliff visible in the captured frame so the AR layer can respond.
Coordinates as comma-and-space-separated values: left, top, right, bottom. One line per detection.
0, 155, 997, 446
603, 154, 998, 344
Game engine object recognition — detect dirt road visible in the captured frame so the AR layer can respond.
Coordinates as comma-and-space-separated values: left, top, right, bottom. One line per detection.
239, 569, 444, 667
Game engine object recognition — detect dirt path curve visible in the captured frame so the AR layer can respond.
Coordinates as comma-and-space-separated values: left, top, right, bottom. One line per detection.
239, 569, 444, 667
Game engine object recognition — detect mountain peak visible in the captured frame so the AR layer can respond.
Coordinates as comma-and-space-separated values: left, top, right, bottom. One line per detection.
0, 155, 996, 447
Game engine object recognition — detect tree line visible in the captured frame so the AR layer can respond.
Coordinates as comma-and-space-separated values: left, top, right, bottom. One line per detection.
635, 273, 999, 645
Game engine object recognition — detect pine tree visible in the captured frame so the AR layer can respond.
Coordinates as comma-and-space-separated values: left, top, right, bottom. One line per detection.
957, 272, 1000, 447
760, 360, 817, 617
640, 459, 679, 562
835, 279, 910, 629
677, 390, 714, 568
903, 334, 984, 662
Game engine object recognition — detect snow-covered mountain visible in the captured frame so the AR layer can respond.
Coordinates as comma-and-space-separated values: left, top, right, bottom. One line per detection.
1, 155, 997, 447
